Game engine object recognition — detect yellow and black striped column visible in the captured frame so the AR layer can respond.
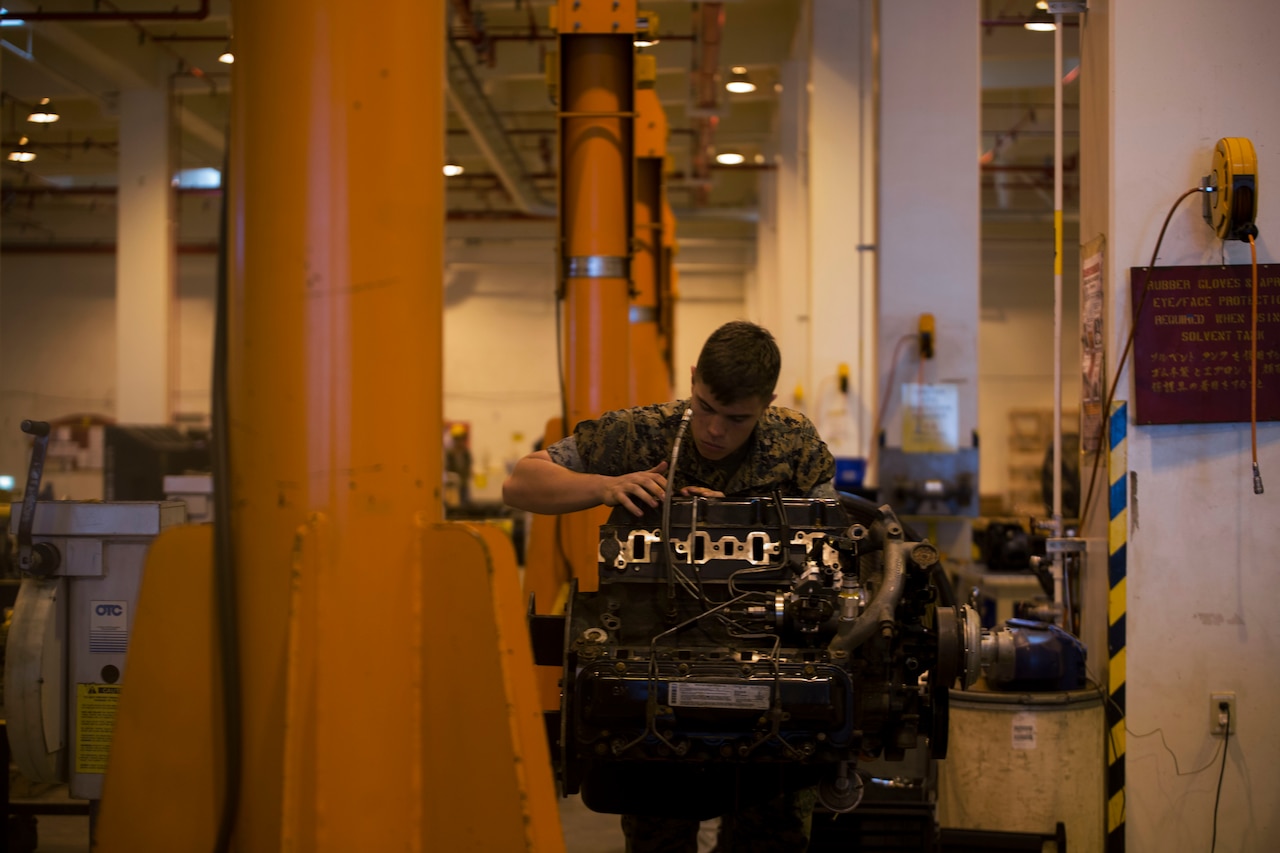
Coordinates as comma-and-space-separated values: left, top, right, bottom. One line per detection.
1106, 400, 1128, 852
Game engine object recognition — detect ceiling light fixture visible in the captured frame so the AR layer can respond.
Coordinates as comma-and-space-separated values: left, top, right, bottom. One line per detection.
715, 151, 745, 166
443, 163, 464, 177
1024, 11, 1056, 31
634, 11, 659, 48
1036, 1, 1049, 9
26, 97, 59, 124
218, 42, 234, 64
725, 66, 756, 94
8, 136, 35, 162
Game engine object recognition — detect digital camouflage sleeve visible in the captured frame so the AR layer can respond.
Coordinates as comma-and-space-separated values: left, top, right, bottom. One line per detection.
545, 400, 836, 498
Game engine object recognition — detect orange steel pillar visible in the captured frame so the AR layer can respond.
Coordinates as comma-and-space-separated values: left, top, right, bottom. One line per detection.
630, 52, 674, 405
93, 1, 562, 850
521, 0, 637, 715
555, 0, 637, 590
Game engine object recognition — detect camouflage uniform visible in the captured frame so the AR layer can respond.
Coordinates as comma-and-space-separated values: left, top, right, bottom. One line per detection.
548, 399, 833, 852
546, 399, 836, 499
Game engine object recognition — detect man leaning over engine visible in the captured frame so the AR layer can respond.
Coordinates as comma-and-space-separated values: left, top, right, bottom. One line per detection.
503, 319, 837, 853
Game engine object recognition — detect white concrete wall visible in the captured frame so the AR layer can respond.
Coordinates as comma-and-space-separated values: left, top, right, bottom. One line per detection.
878, 0, 981, 454
0, 253, 214, 499
0, 230, 752, 504
980, 225, 1083, 511
1080, 1, 1280, 850
809, 0, 877, 464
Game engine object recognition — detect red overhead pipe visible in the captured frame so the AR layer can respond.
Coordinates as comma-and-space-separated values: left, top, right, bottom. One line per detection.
0, 1, 209, 21
689, 2, 724, 206
692, 4, 724, 111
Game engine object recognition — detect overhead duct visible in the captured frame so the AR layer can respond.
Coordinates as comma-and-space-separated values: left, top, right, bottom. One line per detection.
446, 36, 556, 218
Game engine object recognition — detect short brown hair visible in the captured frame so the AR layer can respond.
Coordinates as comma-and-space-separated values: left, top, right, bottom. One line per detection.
694, 320, 781, 404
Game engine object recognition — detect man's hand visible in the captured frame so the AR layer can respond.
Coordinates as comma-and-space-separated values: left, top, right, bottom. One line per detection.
679, 485, 725, 499
603, 461, 670, 516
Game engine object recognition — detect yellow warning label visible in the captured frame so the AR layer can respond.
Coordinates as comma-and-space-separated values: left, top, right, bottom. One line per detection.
76, 683, 122, 775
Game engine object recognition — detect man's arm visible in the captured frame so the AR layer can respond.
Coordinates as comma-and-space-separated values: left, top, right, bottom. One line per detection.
502, 449, 670, 516
808, 480, 839, 501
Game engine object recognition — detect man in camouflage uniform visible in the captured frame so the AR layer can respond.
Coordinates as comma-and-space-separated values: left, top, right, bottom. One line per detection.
504, 320, 836, 852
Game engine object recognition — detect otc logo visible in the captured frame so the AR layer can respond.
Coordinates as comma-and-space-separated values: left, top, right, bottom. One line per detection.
90, 600, 129, 654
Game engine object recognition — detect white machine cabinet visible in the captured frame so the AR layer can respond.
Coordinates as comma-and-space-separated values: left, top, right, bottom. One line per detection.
6, 501, 186, 800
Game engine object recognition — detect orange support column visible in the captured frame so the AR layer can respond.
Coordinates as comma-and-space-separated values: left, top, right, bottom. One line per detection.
630, 53, 673, 405
556, 0, 637, 590
225, 3, 443, 845
661, 198, 680, 379
94, 1, 562, 850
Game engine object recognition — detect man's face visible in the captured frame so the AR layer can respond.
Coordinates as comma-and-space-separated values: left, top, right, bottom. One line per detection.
688, 372, 772, 461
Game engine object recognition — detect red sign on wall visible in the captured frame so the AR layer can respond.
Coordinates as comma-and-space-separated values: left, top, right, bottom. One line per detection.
1130, 264, 1280, 425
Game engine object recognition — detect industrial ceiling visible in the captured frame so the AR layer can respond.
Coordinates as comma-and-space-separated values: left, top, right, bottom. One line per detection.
0, 0, 1078, 247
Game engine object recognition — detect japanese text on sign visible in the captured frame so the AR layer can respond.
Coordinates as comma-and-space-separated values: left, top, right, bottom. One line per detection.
1131, 264, 1280, 425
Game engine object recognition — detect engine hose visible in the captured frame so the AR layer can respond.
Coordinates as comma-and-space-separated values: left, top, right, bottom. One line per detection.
662, 408, 694, 605
828, 537, 909, 655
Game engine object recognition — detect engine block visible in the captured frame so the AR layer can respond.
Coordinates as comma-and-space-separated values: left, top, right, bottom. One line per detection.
544, 494, 981, 818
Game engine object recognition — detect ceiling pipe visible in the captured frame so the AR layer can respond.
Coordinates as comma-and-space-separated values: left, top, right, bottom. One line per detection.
689, 2, 725, 206
0, 1, 210, 21
445, 33, 555, 217
453, 32, 695, 42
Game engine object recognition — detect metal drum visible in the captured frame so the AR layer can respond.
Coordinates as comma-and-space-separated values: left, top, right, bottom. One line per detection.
937, 682, 1105, 853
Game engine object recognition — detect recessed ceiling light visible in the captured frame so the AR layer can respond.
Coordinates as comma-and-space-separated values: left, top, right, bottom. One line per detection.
715, 152, 745, 166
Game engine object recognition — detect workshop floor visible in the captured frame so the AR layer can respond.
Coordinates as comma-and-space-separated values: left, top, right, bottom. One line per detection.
11, 790, 700, 852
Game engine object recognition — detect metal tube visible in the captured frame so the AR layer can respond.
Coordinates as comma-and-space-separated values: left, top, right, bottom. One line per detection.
0, 1, 209, 21
828, 538, 908, 655
1050, 12, 1066, 616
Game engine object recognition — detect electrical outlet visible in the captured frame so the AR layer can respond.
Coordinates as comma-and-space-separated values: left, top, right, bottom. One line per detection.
1210, 692, 1236, 736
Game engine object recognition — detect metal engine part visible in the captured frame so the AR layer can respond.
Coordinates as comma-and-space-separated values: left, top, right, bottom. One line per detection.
541, 494, 982, 819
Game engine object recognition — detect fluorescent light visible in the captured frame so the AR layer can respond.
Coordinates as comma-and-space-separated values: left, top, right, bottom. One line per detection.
715, 152, 745, 166
175, 167, 223, 189
443, 164, 464, 177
